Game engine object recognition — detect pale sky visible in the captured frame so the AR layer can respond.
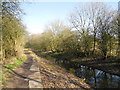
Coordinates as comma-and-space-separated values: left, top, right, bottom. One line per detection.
20, 1, 119, 34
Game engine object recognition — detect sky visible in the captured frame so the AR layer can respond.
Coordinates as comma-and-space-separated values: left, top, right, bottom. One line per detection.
20, 1, 119, 34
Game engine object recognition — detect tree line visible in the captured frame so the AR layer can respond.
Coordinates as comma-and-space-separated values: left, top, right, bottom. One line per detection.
26, 3, 119, 59
1, 2, 27, 64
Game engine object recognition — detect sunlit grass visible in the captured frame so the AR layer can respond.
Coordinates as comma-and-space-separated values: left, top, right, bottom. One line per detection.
79, 78, 86, 83
4, 57, 26, 67
1, 56, 27, 86
47, 65, 54, 68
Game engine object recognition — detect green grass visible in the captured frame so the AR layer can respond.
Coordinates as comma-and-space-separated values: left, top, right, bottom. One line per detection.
47, 65, 54, 68
3, 57, 26, 69
1, 57, 27, 86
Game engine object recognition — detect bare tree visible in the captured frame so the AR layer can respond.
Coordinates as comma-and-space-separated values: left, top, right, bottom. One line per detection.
69, 2, 116, 58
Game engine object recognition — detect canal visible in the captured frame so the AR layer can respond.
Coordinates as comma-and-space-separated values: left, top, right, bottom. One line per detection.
35, 52, 120, 88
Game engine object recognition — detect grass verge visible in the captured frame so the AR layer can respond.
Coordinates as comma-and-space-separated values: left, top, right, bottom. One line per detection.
1, 56, 27, 86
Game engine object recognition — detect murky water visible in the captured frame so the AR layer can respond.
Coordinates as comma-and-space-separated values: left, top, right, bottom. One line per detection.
75, 65, 120, 88
52, 59, 120, 88
35, 53, 120, 88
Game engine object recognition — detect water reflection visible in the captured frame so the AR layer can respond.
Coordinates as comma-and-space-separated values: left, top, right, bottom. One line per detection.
74, 65, 120, 88
54, 59, 120, 88
35, 53, 120, 88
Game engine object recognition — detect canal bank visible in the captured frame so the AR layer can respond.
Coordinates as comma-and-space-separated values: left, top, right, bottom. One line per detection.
34, 51, 120, 88
32, 51, 91, 89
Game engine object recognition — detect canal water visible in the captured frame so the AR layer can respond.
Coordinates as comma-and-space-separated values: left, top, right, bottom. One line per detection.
75, 65, 120, 88
36, 53, 120, 88
51, 58, 120, 88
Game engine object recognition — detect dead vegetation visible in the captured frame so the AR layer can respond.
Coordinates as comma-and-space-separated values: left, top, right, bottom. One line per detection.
33, 53, 91, 89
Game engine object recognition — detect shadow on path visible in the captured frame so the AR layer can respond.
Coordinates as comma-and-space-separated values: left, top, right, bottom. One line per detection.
3, 64, 42, 84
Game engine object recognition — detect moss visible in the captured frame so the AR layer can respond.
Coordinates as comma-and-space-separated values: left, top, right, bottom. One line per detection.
69, 68, 75, 74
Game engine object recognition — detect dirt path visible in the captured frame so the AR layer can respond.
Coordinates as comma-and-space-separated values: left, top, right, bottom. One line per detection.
3, 50, 91, 89
3, 52, 42, 88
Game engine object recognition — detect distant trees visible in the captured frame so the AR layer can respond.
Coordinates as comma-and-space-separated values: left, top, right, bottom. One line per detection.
69, 2, 118, 58
117, 14, 120, 56
26, 21, 80, 56
112, 13, 120, 56
2, 2, 26, 63
96, 9, 116, 58
26, 2, 119, 59
69, 4, 93, 56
